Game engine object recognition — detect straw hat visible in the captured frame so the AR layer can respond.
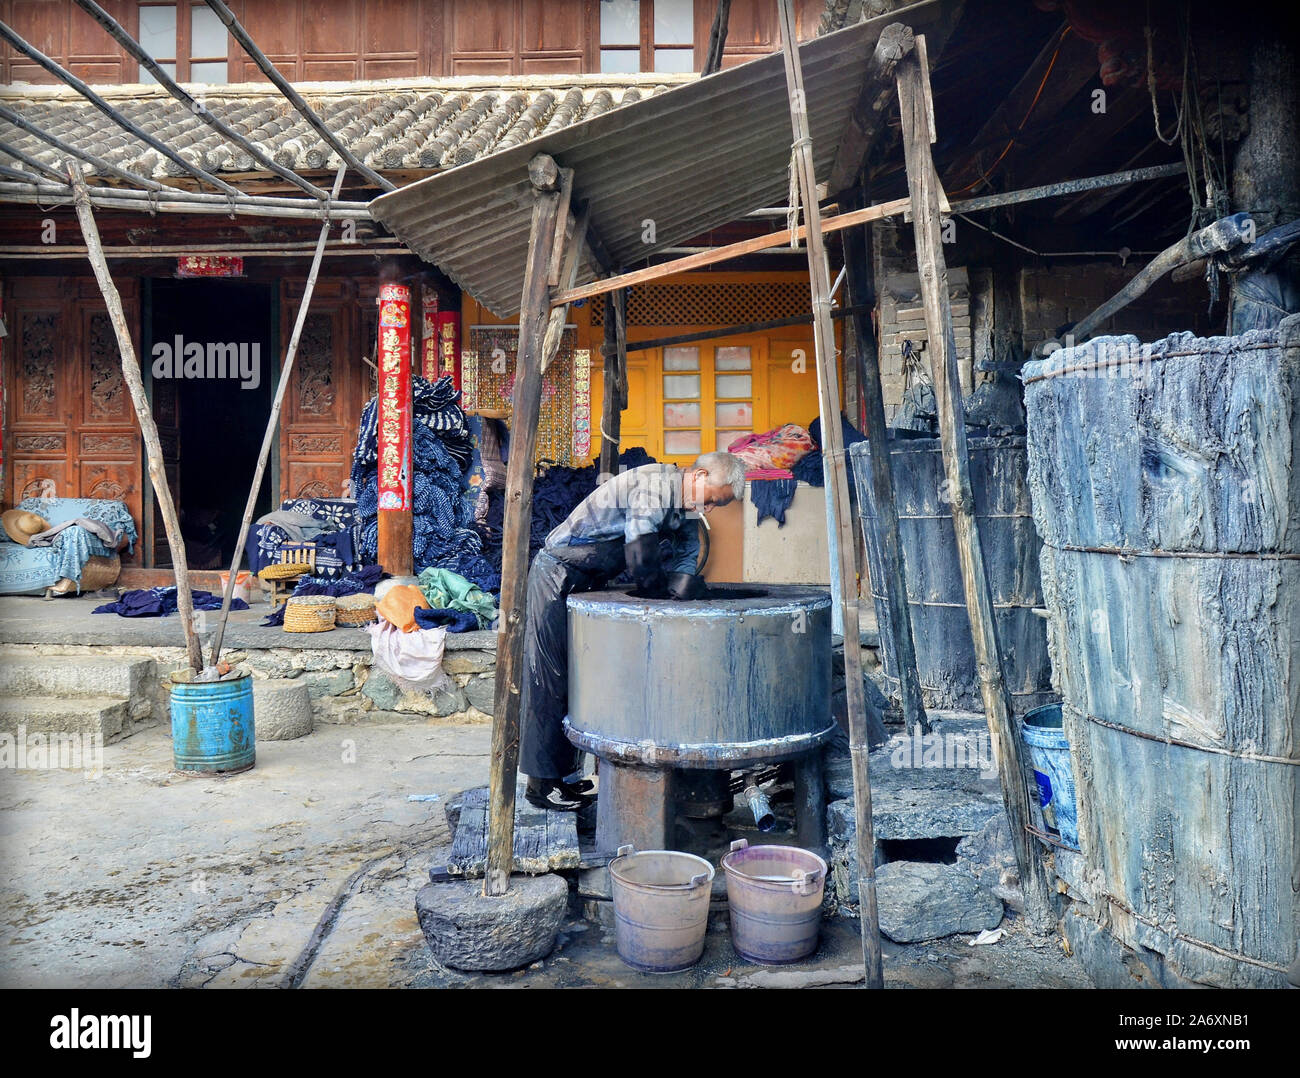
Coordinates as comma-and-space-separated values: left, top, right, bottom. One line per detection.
2, 509, 50, 546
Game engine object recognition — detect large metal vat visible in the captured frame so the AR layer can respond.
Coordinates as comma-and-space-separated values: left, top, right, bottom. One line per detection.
851, 434, 1054, 715
1025, 324, 1300, 989
566, 583, 834, 766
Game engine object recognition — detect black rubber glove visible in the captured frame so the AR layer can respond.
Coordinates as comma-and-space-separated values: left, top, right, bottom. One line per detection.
625, 533, 668, 597
666, 572, 709, 600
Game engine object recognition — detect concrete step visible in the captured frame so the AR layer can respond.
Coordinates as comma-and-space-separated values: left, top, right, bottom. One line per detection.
0, 653, 155, 701
0, 695, 132, 743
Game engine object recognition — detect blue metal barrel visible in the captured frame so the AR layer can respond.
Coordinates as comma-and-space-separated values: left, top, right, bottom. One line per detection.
170, 672, 256, 774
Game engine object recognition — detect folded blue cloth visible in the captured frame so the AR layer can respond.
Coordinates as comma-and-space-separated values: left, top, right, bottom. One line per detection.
413, 606, 479, 633
93, 587, 247, 618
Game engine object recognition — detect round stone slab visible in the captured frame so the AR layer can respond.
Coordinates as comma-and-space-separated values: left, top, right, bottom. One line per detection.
415, 875, 568, 971
251, 679, 313, 741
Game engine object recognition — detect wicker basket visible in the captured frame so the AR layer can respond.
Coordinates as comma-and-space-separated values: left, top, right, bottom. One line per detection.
259, 562, 307, 582
335, 593, 377, 626
283, 595, 337, 633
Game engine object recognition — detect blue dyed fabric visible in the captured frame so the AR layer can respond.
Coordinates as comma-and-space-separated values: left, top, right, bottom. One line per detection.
0, 498, 138, 595
413, 606, 479, 633
750, 477, 799, 526
248, 498, 361, 577
93, 587, 247, 617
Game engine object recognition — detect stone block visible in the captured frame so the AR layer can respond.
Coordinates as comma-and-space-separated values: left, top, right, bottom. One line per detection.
876, 861, 1003, 942
251, 679, 313, 741
463, 674, 495, 715
416, 875, 568, 971
361, 671, 401, 710
442, 650, 494, 675
300, 669, 355, 699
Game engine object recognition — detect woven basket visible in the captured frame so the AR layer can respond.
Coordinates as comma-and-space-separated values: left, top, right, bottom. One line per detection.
80, 554, 121, 591
335, 593, 376, 626
259, 562, 307, 582
283, 595, 337, 633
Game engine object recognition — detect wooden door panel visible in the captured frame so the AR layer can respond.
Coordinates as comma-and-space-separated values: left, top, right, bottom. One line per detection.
11, 459, 68, 503
12, 309, 61, 424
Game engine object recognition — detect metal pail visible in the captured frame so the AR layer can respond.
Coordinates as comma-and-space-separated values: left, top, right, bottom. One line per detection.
721, 839, 826, 964
170, 670, 255, 774
608, 845, 714, 973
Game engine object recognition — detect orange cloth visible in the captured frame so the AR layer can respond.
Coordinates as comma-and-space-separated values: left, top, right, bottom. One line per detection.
375, 584, 430, 633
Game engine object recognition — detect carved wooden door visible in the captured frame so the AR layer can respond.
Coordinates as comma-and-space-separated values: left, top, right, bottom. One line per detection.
278, 278, 358, 503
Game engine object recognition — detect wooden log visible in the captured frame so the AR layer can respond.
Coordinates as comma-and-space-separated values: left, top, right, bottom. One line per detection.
541, 198, 591, 375
67, 161, 203, 673
484, 154, 564, 897
208, 163, 347, 666
894, 46, 1057, 932
598, 289, 628, 478
702, 0, 732, 76
776, 0, 883, 990
842, 188, 929, 734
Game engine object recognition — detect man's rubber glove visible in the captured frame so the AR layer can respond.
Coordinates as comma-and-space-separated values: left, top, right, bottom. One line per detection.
666, 572, 709, 600
625, 533, 668, 597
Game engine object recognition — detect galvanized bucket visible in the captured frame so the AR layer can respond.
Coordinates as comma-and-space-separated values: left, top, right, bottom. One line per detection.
170, 670, 255, 774
608, 845, 714, 973
721, 839, 827, 964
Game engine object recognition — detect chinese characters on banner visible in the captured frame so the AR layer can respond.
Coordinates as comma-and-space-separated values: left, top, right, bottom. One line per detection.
175, 255, 244, 278
376, 283, 412, 512
437, 311, 460, 391
421, 292, 438, 380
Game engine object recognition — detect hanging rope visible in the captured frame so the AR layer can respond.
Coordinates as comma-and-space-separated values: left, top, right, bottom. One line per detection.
1146, 25, 1183, 146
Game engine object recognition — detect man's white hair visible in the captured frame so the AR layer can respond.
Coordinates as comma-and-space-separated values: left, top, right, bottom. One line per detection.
692, 451, 746, 500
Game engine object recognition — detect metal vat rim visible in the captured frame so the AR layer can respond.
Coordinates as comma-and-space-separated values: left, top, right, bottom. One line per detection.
564, 721, 836, 767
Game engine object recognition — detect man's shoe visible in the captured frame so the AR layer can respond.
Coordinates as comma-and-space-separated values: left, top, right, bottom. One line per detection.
525, 777, 594, 812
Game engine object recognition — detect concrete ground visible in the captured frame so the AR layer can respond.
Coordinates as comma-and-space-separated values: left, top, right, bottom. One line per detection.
0, 718, 1091, 989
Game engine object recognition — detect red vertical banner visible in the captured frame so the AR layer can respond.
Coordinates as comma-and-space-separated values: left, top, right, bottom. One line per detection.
421, 291, 439, 381
376, 283, 412, 512
436, 311, 461, 391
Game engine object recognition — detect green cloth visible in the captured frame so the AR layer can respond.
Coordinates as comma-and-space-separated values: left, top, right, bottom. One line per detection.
417, 567, 497, 629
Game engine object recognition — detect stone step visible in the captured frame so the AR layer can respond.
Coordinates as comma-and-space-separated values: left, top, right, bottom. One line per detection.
0, 653, 155, 701
0, 695, 132, 743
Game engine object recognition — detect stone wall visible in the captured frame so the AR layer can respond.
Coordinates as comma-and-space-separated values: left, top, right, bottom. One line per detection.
0, 641, 497, 727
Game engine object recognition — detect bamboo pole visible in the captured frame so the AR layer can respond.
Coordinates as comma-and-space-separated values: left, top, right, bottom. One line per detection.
894, 45, 1057, 932
484, 154, 564, 898
67, 160, 203, 673
0, 138, 70, 183
208, 162, 347, 668
203, 0, 396, 192
776, 0, 883, 989
0, 180, 370, 217
0, 103, 172, 191
72, 0, 329, 200
842, 187, 929, 735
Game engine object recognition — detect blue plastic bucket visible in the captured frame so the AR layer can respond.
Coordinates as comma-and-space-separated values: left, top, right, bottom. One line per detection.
1021, 703, 1078, 849
170, 671, 255, 774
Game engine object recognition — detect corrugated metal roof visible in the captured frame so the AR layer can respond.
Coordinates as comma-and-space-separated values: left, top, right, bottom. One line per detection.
370, 2, 942, 317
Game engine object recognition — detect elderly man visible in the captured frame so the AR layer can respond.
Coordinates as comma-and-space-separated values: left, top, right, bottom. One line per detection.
520, 450, 746, 810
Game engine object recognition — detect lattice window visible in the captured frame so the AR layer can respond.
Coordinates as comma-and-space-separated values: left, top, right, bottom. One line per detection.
590, 280, 810, 327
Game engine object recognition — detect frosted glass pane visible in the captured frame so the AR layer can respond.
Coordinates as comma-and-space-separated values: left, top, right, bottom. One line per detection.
722, 432, 754, 452
715, 373, 752, 398
600, 0, 640, 45
663, 346, 699, 371
191, 6, 227, 57
190, 61, 228, 84
664, 402, 701, 427
139, 62, 177, 84
715, 346, 751, 370
139, 5, 176, 59
663, 374, 700, 399
655, 0, 693, 44
654, 48, 694, 73
716, 401, 752, 428
665, 430, 701, 456
600, 48, 640, 73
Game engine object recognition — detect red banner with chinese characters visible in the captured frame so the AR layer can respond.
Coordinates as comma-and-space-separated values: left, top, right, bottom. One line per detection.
376, 283, 412, 513
436, 311, 460, 391
176, 255, 244, 278
421, 292, 439, 380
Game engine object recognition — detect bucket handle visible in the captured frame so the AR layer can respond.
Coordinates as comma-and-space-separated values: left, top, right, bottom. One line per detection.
791, 869, 816, 896
689, 872, 710, 889
729, 839, 749, 852
616, 844, 635, 858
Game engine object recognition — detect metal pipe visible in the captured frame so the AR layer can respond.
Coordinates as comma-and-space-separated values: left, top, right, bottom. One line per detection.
203, 0, 396, 191
71, 0, 329, 200
0, 19, 243, 197
742, 775, 776, 833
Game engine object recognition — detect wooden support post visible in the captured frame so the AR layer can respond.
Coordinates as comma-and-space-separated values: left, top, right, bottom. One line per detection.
209, 163, 347, 666
484, 153, 564, 898
598, 289, 628, 478
842, 187, 929, 735
895, 44, 1056, 932
376, 281, 414, 577
776, 0, 883, 990
67, 161, 203, 673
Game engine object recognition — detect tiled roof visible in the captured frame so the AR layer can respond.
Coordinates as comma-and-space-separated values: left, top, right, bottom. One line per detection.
0, 75, 689, 185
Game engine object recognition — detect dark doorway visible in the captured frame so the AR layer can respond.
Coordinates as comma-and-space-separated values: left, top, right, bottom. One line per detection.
148, 279, 276, 570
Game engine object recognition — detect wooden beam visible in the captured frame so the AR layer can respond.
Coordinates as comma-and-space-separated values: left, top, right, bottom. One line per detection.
623, 304, 872, 353
68, 161, 203, 673
777, 0, 884, 991
842, 187, 929, 735
598, 288, 628, 478
552, 197, 911, 306
484, 154, 564, 898
541, 198, 591, 375
702, 0, 732, 76
895, 44, 1057, 931
826, 21, 916, 198
209, 163, 348, 665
